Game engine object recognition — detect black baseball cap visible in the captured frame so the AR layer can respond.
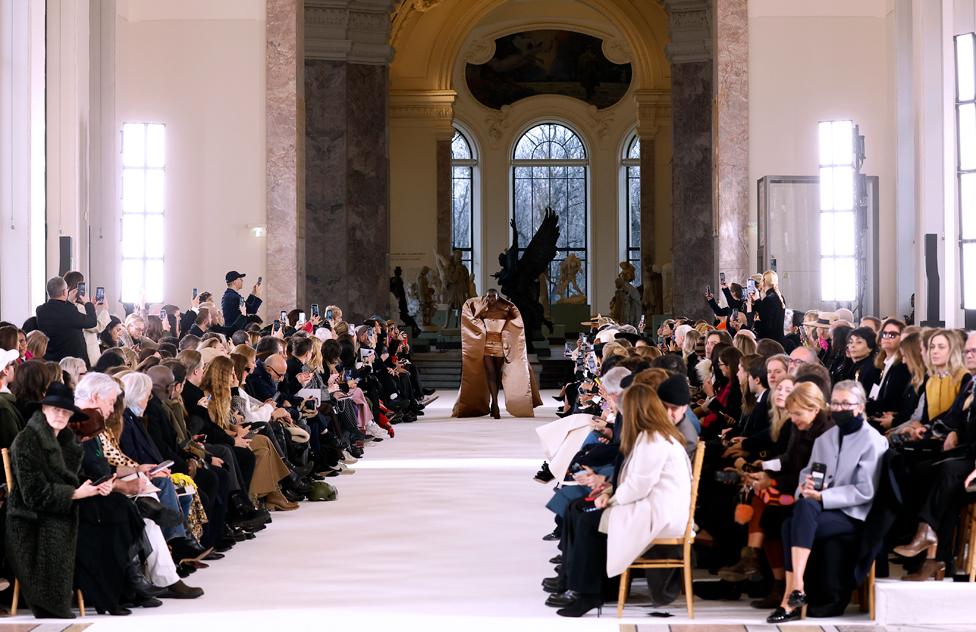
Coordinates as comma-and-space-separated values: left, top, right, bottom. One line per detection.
225, 271, 246, 284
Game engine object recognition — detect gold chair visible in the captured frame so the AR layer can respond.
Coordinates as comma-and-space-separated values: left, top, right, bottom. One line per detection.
2, 448, 85, 617
616, 441, 705, 618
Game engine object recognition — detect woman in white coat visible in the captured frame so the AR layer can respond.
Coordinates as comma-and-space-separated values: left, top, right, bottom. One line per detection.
554, 382, 692, 617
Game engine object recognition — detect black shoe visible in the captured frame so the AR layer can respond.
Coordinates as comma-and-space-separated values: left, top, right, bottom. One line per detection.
549, 554, 563, 564
125, 557, 164, 600
215, 538, 236, 552
96, 606, 132, 616
542, 528, 560, 542
552, 394, 564, 402
534, 462, 555, 484
133, 597, 163, 608
203, 551, 225, 561
786, 590, 808, 608
556, 595, 603, 617
422, 387, 435, 396
542, 577, 565, 594
554, 564, 562, 574
767, 606, 803, 623
546, 590, 579, 608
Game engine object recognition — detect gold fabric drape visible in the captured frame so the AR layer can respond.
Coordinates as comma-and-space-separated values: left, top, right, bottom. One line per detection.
452, 296, 542, 418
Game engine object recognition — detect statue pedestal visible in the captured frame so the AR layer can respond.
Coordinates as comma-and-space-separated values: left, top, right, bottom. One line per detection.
436, 328, 461, 350
550, 303, 592, 337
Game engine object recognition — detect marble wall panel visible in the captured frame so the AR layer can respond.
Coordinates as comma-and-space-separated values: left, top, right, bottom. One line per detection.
671, 60, 714, 319
266, 0, 304, 317
436, 139, 452, 259
715, 0, 750, 284
304, 59, 390, 321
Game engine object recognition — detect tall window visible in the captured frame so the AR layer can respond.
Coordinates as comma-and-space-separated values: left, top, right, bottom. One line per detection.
512, 122, 588, 302
956, 33, 976, 310
121, 123, 165, 303
622, 135, 641, 285
817, 120, 857, 302
451, 128, 476, 273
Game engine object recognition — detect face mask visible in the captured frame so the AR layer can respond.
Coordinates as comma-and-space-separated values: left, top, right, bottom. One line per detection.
231, 386, 239, 397
832, 409, 863, 434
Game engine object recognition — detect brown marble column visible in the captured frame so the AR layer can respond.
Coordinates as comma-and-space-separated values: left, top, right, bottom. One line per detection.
266, 0, 305, 317
305, 61, 389, 321
665, 0, 714, 319
714, 0, 750, 284
436, 138, 452, 259
635, 90, 671, 315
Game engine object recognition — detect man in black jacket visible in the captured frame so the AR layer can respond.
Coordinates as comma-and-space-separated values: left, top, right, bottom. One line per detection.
221, 271, 262, 333
36, 276, 97, 366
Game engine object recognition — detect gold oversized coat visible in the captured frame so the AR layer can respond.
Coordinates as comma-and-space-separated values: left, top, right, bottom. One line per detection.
452, 296, 542, 418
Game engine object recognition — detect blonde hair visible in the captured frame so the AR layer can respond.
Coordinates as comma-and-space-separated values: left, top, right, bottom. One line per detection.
733, 332, 757, 356
682, 329, 701, 357
307, 337, 324, 372
762, 270, 786, 308
926, 329, 966, 376
201, 355, 235, 429
232, 344, 256, 366
769, 377, 796, 441
26, 330, 49, 359
630, 367, 670, 389
900, 333, 927, 388
601, 341, 630, 362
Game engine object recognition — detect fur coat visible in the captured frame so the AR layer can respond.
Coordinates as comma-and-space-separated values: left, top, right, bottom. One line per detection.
6, 412, 83, 617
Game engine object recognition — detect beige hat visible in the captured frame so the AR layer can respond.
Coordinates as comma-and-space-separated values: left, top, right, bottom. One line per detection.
835, 308, 855, 323
802, 311, 837, 329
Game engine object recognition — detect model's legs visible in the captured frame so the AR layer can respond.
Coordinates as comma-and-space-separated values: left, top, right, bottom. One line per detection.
484, 355, 500, 418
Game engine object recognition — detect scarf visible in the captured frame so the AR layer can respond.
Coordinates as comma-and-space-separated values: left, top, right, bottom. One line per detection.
925, 371, 965, 421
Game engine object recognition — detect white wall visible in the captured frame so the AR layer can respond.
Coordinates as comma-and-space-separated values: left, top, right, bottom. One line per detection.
748, 0, 899, 317
108, 0, 267, 312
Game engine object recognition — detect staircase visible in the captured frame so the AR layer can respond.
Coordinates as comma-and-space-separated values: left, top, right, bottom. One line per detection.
413, 349, 575, 391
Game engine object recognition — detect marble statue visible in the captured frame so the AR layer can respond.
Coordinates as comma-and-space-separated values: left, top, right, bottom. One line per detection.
437, 249, 474, 328
554, 254, 585, 304
417, 266, 437, 326
609, 261, 642, 326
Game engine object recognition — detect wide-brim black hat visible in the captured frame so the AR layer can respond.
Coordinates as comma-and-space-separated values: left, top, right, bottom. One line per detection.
35, 382, 88, 421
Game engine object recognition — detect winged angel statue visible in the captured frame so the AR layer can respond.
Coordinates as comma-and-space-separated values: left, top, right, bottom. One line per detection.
494, 207, 560, 352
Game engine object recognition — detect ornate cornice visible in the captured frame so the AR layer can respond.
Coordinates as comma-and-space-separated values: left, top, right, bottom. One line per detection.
662, 0, 712, 64
634, 89, 672, 137
305, 0, 398, 65
389, 89, 456, 137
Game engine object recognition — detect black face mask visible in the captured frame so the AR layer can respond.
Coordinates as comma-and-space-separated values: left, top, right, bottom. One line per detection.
231, 386, 240, 397
832, 410, 864, 435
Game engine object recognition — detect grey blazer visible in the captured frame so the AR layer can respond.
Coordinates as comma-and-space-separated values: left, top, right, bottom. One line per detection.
796, 422, 889, 521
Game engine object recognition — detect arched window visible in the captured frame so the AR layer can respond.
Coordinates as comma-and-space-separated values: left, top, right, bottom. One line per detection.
451, 128, 477, 273
622, 135, 641, 285
512, 123, 588, 302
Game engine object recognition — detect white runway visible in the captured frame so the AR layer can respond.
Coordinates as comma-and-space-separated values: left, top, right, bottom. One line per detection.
3, 391, 962, 630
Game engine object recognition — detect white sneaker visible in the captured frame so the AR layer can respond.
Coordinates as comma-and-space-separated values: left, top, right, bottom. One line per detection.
341, 450, 359, 464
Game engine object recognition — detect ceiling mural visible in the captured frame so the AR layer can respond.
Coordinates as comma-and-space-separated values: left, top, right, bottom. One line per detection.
465, 29, 633, 110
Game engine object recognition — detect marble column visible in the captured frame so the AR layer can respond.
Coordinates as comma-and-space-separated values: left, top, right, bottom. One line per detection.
714, 0, 750, 284
303, 0, 396, 321
436, 138, 452, 259
266, 0, 305, 317
665, 0, 714, 319
635, 90, 671, 315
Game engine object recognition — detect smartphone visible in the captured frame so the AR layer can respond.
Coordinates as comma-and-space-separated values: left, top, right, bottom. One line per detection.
746, 279, 757, 295
257, 276, 263, 285
273, 319, 281, 331
90, 473, 113, 485
720, 272, 726, 284
77, 282, 86, 297
159, 307, 166, 319
705, 285, 711, 295
95, 286, 105, 303
302, 399, 317, 411
118, 472, 139, 482
298, 312, 306, 325
244, 429, 258, 440
148, 460, 175, 475
311, 303, 320, 318
279, 310, 287, 322
192, 287, 198, 299
325, 309, 334, 321
810, 462, 828, 491
343, 369, 353, 381
400, 332, 408, 340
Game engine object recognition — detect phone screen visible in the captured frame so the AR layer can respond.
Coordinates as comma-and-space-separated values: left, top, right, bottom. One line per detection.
77, 282, 86, 297
95, 286, 105, 303
160, 308, 166, 319
719, 272, 726, 284
325, 309, 334, 321
257, 276, 263, 285
192, 287, 198, 299
279, 310, 287, 322
311, 303, 320, 317
273, 319, 281, 330
298, 312, 306, 324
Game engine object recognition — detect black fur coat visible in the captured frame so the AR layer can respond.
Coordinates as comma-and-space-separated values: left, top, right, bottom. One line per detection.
6, 412, 82, 618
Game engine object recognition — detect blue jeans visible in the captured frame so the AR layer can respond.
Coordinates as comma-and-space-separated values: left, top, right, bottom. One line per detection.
153, 476, 188, 541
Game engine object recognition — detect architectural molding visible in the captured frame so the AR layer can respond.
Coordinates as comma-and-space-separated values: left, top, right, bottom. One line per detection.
389, 89, 456, 137
634, 89, 672, 138
662, 0, 712, 64
601, 37, 632, 65
305, 0, 397, 65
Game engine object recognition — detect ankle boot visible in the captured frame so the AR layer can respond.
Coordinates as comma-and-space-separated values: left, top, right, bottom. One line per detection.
719, 546, 762, 582
751, 579, 785, 609
903, 559, 946, 581
125, 557, 164, 600
894, 522, 938, 558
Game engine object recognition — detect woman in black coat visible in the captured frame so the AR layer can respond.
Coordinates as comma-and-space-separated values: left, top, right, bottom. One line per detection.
5, 383, 113, 618
746, 271, 787, 344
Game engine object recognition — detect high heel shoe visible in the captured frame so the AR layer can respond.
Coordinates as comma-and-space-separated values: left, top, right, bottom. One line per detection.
96, 606, 132, 616
545, 590, 579, 608
894, 522, 938, 558
786, 589, 808, 609
490, 402, 501, 419
556, 594, 603, 617
903, 559, 946, 581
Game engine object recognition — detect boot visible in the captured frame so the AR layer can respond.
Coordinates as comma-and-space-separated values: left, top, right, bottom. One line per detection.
903, 559, 946, 581
751, 579, 785, 609
264, 489, 299, 511
893, 522, 938, 558
718, 546, 762, 582
125, 557, 164, 600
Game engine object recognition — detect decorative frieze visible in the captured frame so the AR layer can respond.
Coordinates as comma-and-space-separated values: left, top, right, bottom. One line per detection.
662, 0, 712, 64
305, 0, 398, 65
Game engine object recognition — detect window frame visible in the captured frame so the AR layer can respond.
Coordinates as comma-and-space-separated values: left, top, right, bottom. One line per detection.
510, 121, 590, 303
816, 120, 858, 304
120, 122, 166, 304
622, 133, 641, 286
450, 126, 477, 275
955, 33, 976, 311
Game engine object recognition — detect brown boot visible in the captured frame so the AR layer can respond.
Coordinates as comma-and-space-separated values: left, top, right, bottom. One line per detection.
264, 489, 299, 511
893, 522, 938, 558
903, 559, 946, 581
719, 546, 762, 582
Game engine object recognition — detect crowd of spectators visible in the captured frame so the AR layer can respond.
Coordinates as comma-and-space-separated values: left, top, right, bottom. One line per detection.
535, 269, 976, 622
0, 269, 434, 618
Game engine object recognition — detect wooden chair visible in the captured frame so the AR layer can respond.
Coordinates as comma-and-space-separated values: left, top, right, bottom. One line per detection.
954, 501, 976, 582
853, 560, 876, 620
2, 448, 85, 617
616, 441, 705, 618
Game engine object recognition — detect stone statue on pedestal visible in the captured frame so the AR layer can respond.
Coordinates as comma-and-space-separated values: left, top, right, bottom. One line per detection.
437, 249, 473, 328
554, 254, 585, 304
643, 261, 664, 316
417, 266, 437, 327
609, 261, 642, 326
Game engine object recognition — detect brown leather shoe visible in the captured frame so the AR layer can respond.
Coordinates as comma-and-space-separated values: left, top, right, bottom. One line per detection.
264, 489, 299, 511
893, 522, 938, 558
903, 559, 946, 581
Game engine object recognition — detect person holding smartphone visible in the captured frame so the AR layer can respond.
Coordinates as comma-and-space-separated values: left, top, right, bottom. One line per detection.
767, 380, 887, 623
35, 275, 99, 368
220, 270, 263, 334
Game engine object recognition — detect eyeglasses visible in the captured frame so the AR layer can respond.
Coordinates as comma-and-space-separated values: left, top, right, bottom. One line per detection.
880, 331, 899, 339
830, 400, 860, 410
965, 348, 976, 356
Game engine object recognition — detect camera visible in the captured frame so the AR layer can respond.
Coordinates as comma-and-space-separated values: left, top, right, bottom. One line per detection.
714, 470, 742, 485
